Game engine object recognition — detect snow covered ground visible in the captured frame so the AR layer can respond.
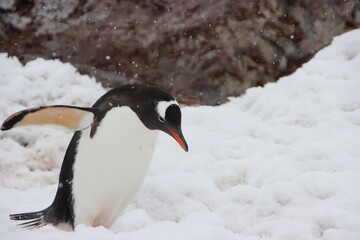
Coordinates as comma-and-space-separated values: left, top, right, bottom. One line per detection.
1, 29, 360, 240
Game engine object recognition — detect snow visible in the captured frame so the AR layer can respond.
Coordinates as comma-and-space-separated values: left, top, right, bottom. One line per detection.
1, 29, 360, 240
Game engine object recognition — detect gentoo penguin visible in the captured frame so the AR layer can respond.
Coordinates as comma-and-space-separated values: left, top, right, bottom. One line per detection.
1, 84, 188, 231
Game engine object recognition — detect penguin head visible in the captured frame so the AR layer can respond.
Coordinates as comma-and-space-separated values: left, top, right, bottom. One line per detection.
153, 100, 188, 152
131, 90, 188, 152
93, 84, 188, 152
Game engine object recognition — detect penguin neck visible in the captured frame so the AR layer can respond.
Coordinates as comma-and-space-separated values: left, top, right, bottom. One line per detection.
72, 106, 158, 228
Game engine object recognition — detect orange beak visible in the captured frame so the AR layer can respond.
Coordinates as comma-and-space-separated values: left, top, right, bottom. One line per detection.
167, 127, 188, 152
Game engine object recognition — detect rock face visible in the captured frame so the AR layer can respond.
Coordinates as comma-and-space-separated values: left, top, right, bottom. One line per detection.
1, 0, 359, 105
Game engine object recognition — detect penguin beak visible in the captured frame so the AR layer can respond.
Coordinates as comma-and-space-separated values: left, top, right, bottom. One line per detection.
166, 127, 188, 152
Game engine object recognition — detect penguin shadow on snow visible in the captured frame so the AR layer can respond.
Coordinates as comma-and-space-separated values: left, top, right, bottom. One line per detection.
1, 84, 188, 231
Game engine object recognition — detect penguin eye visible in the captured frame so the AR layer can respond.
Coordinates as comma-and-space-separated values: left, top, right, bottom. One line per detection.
158, 116, 165, 122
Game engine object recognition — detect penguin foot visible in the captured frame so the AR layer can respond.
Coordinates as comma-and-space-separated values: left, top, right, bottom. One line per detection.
10, 210, 47, 229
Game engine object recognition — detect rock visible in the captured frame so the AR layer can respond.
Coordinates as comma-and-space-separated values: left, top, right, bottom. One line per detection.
0, 0, 16, 11
0, 0, 359, 105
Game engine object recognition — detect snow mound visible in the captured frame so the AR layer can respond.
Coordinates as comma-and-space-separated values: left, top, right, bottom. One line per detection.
1, 29, 360, 240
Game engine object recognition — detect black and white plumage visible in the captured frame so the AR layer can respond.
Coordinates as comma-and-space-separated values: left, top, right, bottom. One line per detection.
2, 84, 188, 231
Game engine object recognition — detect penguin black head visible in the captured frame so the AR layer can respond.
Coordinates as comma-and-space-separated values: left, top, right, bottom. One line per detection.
92, 84, 188, 151
150, 99, 188, 152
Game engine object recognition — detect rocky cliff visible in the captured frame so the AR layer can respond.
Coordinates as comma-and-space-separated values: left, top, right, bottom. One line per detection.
1, 0, 359, 105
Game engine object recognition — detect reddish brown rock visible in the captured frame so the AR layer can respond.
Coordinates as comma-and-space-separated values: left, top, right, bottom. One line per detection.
0, 0, 359, 105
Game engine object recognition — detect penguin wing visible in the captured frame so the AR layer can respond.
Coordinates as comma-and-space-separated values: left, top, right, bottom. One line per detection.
1, 105, 97, 132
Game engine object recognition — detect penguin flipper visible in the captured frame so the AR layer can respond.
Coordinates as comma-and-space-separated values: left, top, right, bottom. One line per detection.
1, 105, 96, 132
10, 210, 47, 229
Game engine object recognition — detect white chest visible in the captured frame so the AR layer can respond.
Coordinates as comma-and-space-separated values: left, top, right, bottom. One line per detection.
72, 107, 158, 228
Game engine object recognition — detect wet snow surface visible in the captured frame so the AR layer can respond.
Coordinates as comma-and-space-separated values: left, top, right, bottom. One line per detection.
1, 30, 360, 240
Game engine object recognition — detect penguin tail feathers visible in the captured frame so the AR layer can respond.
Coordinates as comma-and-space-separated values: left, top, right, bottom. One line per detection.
10, 210, 48, 229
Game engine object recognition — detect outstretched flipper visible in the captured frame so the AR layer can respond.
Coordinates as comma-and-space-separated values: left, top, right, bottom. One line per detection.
1, 105, 96, 132
10, 210, 47, 229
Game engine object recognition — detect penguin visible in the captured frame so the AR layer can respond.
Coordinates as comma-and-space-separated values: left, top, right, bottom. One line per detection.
1, 84, 188, 231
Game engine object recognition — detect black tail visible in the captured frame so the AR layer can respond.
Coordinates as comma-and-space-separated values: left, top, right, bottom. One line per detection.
10, 210, 48, 229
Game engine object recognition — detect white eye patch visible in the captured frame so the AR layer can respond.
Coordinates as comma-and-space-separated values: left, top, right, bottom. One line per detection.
156, 100, 178, 119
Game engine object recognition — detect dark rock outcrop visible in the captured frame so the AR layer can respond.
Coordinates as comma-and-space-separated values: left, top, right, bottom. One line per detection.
1, 0, 359, 105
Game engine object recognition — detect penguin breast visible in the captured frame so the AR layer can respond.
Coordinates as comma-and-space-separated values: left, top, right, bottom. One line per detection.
71, 106, 158, 228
